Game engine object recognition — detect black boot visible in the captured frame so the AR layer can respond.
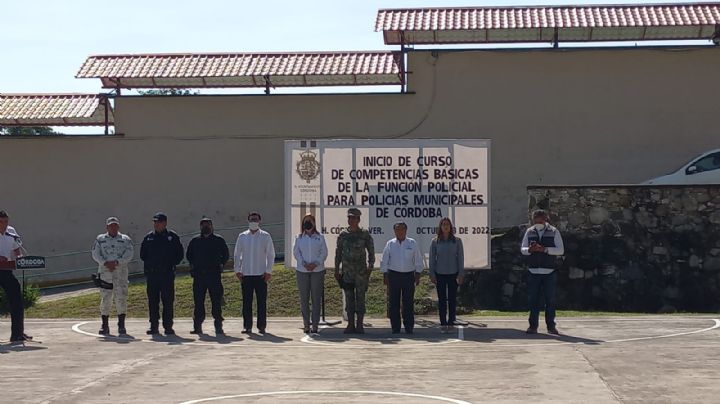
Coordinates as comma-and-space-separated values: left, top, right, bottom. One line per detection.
99, 315, 110, 335
214, 319, 224, 336
118, 314, 127, 335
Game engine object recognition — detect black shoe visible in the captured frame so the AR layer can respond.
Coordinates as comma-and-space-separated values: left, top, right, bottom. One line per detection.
311, 327, 319, 334
190, 327, 203, 335
164, 328, 175, 335
10, 334, 32, 342
547, 327, 560, 335
147, 328, 160, 335
405, 329, 414, 335
258, 328, 267, 334
241, 328, 251, 334
215, 328, 225, 336
526, 327, 538, 334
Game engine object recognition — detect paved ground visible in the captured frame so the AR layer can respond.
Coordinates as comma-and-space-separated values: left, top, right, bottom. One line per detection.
0, 316, 718, 403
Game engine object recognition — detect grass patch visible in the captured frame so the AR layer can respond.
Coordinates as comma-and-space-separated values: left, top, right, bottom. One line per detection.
26, 265, 435, 319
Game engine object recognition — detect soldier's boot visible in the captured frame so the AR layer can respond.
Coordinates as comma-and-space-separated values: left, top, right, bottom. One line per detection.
99, 315, 110, 335
356, 315, 365, 334
344, 315, 357, 334
118, 314, 127, 335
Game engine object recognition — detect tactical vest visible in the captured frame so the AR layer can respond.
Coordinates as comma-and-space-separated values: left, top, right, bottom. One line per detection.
526, 226, 557, 270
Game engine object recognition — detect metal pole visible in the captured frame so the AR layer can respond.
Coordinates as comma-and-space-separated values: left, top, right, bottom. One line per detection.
319, 284, 341, 326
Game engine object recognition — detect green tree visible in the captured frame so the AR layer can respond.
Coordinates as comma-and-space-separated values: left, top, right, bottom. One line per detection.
138, 88, 199, 96
0, 126, 60, 136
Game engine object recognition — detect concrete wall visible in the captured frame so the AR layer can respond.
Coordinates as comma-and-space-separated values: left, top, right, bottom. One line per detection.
2, 46, 719, 281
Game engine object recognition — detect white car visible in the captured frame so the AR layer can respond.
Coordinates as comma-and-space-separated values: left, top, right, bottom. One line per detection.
644, 149, 720, 185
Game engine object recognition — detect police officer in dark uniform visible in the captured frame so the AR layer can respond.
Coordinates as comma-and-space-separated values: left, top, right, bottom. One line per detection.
140, 212, 184, 335
0, 210, 31, 342
186, 217, 229, 335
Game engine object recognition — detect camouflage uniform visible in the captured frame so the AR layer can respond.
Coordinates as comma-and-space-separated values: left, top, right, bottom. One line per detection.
91, 232, 134, 316
335, 227, 375, 320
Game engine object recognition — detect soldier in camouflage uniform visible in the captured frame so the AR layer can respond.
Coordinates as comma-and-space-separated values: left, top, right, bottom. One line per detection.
335, 208, 375, 334
91, 217, 134, 335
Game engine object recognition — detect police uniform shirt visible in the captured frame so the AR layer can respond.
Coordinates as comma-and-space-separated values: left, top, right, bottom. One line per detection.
0, 226, 21, 261
380, 237, 424, 273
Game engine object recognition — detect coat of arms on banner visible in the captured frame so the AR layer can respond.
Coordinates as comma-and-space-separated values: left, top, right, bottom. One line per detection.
296, 149, 321, 183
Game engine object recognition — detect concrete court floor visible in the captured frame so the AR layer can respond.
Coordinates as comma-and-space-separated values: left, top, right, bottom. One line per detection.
1, 315, 719, 404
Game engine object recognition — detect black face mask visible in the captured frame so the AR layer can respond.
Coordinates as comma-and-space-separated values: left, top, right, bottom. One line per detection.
303, 221, 314, 231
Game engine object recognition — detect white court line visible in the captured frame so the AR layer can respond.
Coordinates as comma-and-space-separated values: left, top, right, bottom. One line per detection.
179, 390, 471, 404
69, 318, 720, 349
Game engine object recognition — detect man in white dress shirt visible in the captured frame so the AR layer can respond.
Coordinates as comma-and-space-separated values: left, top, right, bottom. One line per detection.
234, 211, 276, 334
380, 221, 424, 334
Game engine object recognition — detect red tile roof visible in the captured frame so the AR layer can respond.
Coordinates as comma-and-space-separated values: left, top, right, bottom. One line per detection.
0, 94, 113, 126
376, 3, 720, 44
76, 52, 402, 88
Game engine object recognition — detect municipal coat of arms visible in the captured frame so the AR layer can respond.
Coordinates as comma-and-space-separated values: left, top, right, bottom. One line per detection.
296, 149, 321, 183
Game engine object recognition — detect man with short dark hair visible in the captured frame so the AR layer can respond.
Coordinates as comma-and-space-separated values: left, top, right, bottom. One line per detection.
0, 210, 31, 342
380, 221, 424, 334
187, 217, 229, 335
140, 212, 184, 335
234, 212, 275, 334
521, 209, 565, 335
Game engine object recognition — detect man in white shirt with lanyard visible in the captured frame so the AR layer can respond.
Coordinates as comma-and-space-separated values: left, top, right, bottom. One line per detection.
0, 210, 31, 342
521, 209, 565, 335
234, 211, 275, 334
380, 221, 424, 334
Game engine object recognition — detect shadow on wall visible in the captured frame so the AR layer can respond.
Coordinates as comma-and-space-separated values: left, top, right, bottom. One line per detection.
460, 185, 720, 313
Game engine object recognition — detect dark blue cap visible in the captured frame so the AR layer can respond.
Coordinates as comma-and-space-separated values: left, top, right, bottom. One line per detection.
153, 212, 168, 222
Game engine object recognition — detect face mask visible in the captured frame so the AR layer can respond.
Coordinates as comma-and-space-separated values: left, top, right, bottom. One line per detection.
303, 221, 314, 231
533, 223, 546, 231
248, 222, 260, 231
201, 226, 212, 235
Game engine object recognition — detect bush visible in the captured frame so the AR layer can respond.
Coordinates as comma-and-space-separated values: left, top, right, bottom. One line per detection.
0, 283, 40, 315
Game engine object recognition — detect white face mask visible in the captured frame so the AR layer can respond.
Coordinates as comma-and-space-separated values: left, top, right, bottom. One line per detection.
533, 223, 546, 231
248, 222, 260, 231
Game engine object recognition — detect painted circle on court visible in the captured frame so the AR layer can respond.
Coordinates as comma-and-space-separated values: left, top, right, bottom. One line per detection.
178, 390, 472, 404
69, 318, 720, 349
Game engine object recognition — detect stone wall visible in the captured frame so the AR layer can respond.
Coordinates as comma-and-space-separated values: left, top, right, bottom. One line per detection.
460, 185, 720, 313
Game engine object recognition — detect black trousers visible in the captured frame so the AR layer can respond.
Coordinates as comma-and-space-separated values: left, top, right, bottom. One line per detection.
241, 275, 267, 330
388, 270, 416, 332
192, 271, 224, 326
146, 272, 175, 330
436, 274, 458, 326
0, 270, 24, 338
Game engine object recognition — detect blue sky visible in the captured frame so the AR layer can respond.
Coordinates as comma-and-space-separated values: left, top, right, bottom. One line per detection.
1, 0, 701, 94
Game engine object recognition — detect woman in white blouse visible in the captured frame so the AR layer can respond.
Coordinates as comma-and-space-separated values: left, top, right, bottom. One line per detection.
292, 214, 328, 333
